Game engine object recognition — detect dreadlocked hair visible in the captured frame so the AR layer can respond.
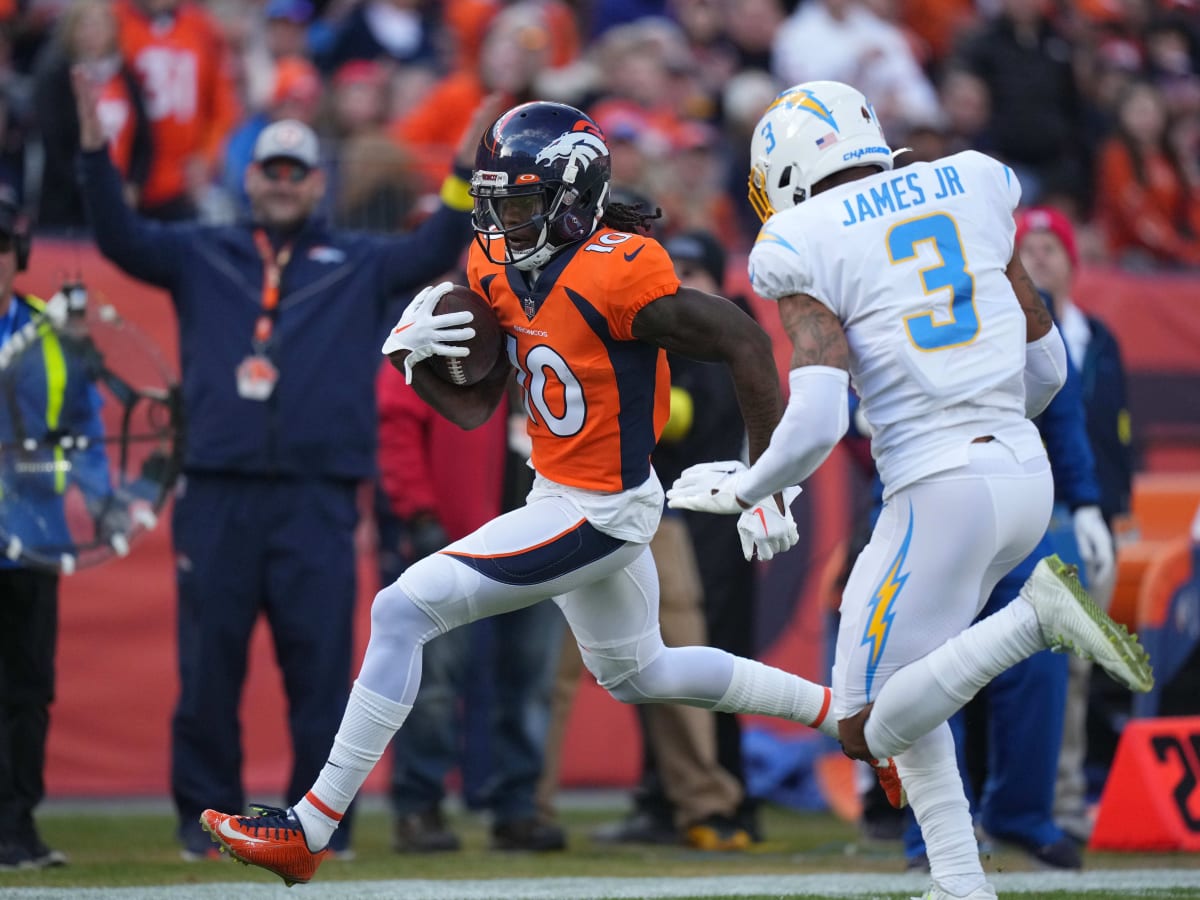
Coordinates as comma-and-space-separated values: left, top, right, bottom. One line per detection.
601, 201, 663, 235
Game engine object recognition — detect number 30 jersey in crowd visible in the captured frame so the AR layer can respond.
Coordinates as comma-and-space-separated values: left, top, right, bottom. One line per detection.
749, 150, 1046, 497
467, 228, 679, 498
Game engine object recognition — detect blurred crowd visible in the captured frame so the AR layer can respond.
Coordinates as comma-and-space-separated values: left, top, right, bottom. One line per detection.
0, 0, 1197, 268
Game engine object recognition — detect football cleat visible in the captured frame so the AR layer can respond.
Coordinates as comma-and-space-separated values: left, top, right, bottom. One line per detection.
910, 884, 998, 900
200, 805, 327, 887
1021, 555, 1154, 693
871, 756, 907, 809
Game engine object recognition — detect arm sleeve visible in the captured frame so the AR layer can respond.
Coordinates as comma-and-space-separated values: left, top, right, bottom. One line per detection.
77, 147, 187, 289
736, 366, 850, 505
1036, 347, 1102, 510
1024, 323, 1068, 419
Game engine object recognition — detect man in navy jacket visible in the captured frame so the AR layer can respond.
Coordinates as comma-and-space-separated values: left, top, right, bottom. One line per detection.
72, 66, 499, 859
1016, 207, 1133, 843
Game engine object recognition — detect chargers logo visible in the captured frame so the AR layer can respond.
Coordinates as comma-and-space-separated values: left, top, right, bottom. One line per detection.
843, 146, 891, 161
767, 88, 838, 132
754, 224, 799, 254
861, 503, 914, 699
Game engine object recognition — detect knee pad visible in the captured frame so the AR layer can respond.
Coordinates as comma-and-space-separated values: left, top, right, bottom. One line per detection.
574, 627, 665, 696
605, 651, 672, 704
371, 578, 443, 643
395, 551, 483, 633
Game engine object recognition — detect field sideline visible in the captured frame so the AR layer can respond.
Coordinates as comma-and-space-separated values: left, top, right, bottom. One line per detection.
1, 800, 1196, 900
2, 870, 1200, 899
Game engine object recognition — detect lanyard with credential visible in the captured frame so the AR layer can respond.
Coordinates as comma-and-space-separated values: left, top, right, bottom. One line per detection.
236, 230, 292, 401
252, 229, 293, 348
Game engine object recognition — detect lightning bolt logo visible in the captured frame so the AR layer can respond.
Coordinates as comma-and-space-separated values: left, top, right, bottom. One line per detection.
767, 88, 839, 132
861, 503, 914, 699
754, 225, 800, 254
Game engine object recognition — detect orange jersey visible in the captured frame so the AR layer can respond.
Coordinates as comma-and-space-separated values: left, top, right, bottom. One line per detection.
115, 0, 240, 206
467, 228, 680, 492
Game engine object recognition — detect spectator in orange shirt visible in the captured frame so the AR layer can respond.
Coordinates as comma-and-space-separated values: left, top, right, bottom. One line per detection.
1095, 79, 1200, 269
31, 0, 151, 229
389, 1, 576, 192
115, 0, 241, 220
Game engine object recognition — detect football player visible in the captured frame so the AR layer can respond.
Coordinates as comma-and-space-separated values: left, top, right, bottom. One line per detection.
198, 101, 900, 884
667, 81, 1153, 900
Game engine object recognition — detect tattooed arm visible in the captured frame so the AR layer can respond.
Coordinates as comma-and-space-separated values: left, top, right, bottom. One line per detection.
1007, 252, 1069, 417
1006, 253, 1054, 342
778, 292, 851, 371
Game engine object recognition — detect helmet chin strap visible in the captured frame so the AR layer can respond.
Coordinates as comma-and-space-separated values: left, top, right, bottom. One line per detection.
509, 180, 608, 272
511, 221, 558, 271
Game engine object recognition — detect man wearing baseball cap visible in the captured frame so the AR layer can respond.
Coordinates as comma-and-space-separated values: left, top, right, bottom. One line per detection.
73, 65, 505, 861
221, 57, 323, 211
1016, 206, 1134, 845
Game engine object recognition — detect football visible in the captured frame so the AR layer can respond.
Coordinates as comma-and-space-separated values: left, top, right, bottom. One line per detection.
428, 285, 504, 387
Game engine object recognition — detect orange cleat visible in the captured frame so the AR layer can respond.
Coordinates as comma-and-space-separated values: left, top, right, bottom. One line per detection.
200, 805, 328, 887
872, 757, 907, 809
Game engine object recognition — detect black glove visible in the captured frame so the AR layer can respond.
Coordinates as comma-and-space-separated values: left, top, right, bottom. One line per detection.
403, 512, 449, 563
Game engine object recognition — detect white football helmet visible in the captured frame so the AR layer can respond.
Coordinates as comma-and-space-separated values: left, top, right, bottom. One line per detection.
748, 81, 894, 222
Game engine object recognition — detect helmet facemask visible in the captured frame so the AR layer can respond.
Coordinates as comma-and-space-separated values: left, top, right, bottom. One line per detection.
472, 180, 554, 270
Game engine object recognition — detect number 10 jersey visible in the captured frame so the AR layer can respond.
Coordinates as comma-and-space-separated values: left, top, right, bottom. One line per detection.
467, 228, 680, 495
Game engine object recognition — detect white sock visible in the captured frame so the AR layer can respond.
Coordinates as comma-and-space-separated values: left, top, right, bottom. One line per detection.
713, 656, 838, 738
898, 724, 988, 897
293, 681, 411, 851
865, 597, 1042, 758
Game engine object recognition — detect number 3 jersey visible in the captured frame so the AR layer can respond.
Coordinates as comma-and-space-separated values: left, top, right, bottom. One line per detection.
749, 150, 1045, 496
467, 228, 679, 502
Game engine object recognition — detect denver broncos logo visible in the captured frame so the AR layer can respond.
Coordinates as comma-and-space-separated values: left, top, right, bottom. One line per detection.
767, 88, 839, 132
536, 131, 608, 169
536, 130, 609, 186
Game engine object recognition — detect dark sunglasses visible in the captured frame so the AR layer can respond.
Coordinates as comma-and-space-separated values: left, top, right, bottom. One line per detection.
260, 159, 312, 184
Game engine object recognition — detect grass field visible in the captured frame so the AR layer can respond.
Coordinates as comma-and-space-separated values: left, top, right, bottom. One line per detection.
0, 800, 1197, 899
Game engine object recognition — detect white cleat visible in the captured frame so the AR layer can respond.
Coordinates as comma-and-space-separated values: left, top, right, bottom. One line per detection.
911, 885, 998, 900
1020, 554, 1154, 693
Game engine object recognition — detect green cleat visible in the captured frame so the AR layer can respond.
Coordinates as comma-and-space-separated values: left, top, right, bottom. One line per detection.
1020, 554, 1154, 693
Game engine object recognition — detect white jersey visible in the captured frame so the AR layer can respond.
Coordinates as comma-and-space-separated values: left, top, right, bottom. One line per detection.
749, 150, 1046, 496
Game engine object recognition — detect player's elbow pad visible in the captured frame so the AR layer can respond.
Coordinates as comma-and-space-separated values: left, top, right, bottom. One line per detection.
1024, 324, 1067, 418
737, 366, 850, 505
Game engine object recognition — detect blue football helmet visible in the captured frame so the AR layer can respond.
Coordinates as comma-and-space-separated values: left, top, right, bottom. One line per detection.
470, 101, 612, 271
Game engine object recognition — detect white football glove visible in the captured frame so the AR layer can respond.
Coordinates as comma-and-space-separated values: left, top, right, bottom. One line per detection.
381, 281, 476, 383
1073, 504, 1115, 597
737, 487, 802, 562
666, 460, 751, 515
